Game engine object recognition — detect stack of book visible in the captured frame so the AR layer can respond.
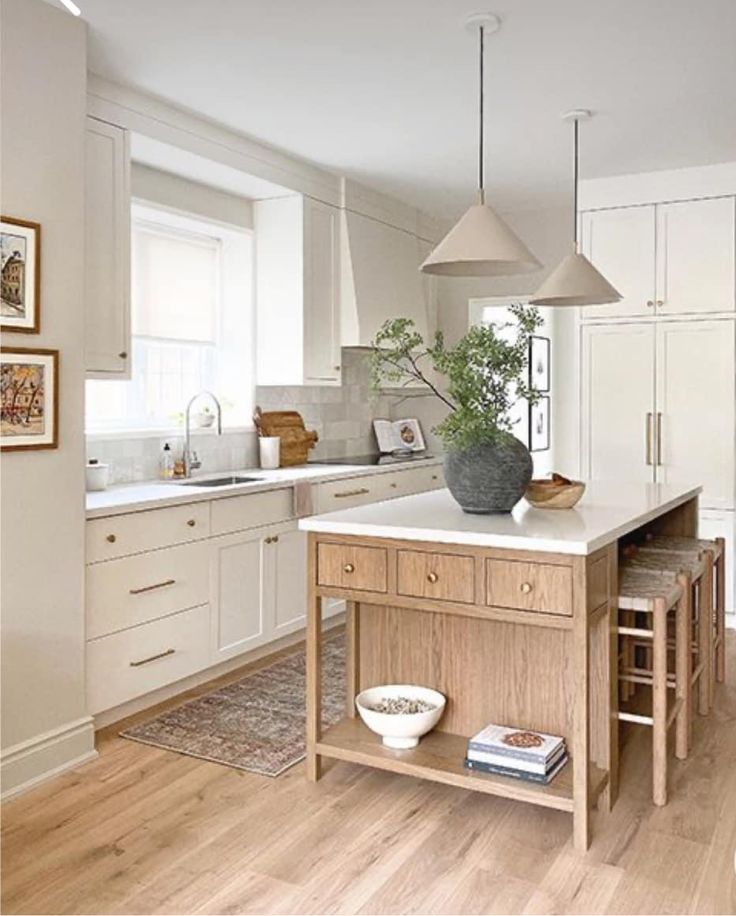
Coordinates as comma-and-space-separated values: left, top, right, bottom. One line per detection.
464, 723, 568, 785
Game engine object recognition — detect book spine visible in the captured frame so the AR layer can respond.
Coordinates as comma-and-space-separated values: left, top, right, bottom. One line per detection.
467, 741, 563, 765
466, 749, 554, 775
464, 757, 566, 785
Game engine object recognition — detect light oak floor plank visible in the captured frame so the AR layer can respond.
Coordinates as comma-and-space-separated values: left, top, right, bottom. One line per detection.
2, 632, 735, 916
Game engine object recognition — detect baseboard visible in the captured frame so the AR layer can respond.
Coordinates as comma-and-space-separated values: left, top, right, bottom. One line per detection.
1, 716, 97, 801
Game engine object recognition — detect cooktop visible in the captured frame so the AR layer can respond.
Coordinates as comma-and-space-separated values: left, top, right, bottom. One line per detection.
309, 452, 434, 467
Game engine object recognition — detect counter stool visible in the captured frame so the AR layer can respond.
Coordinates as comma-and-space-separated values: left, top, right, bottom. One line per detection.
617, 567, 688, 806
642, 534, 725, 705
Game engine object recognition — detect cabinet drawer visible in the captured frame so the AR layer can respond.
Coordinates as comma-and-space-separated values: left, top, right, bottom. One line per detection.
317, 543, 388, 592
87, 541, 210, 639
486, 559, 572, 616
398, 550, 474, 604
87, 502, 210, 563
211, 488, 293, 536
317, 475, 383, 511
86, 604, 211, 714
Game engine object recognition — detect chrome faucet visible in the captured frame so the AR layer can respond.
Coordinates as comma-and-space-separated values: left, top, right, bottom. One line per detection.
184, 391, 223, 477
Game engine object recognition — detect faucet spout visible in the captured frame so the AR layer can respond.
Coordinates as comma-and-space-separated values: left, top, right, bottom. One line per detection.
184, 390, 223, 478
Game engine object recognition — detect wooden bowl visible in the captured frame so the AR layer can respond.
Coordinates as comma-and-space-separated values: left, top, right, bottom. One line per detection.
525, 479, 586, 510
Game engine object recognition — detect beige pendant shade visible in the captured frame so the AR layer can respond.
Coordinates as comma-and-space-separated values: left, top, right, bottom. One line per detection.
530, 250, 621, 306
421, 201, 542, 276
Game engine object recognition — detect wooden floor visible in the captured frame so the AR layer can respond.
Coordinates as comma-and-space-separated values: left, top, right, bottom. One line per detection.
2, 634, 735, 916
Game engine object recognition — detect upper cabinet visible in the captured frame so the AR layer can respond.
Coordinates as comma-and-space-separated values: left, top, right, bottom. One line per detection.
255, 195, 341, 386
85, 116, 131, 377
581, 196, 735, 320
656, 197, 735, 315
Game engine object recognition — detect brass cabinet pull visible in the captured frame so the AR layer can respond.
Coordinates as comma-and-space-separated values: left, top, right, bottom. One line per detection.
427, 572, 439, 584
343, 563, 355, 574
656, 412, 663, 466
520, 582, 533, 594
186, 519, 196, 527
106, 534, 117, 543
129, 578, 176, 595
646, 413, 653, 466
334, 488, 370, 499
130, 648, 175, 667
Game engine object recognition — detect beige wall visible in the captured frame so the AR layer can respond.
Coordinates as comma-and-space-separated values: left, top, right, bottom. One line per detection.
0, 0, 94, 795
131, 163, 254, 229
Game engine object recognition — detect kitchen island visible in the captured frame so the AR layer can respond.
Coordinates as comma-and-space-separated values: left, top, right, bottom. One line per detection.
299, 482, 701, 852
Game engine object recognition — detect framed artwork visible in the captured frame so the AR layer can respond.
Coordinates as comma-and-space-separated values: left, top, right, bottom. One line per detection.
528, 335, 550, 392
1, 216, 41, 334
1, 348, 58, 451
529, 396, 550, 452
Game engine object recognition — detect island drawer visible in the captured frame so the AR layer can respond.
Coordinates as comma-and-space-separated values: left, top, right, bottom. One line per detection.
86, 541, 210, 639
397, 550, 475, 603
317, 543, 388, 592
87, 502, 210, 563
485, 559, 573, 616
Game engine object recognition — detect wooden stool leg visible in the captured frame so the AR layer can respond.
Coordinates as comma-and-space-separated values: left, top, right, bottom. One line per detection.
674, 578, 690, 761
652, 599, 668, 806
698, 554, 714, 716
715, 539, 726, 684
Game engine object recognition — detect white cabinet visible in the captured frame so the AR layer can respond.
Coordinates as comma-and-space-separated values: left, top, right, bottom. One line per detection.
581, 206, 656, 319
580, 319, 735, 509
271, 525, 308, 636
84, 116, 131, 377
255, 195, 341, 386
656, 198, 735, 315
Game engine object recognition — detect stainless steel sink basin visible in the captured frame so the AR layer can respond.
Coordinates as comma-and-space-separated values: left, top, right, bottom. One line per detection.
179, 475, 262, 487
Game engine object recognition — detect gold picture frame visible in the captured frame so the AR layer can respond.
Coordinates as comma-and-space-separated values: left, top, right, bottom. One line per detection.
1, 347, 59, 451
1, 215, 41, 334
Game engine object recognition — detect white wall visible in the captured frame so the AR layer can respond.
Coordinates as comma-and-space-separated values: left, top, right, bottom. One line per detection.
131, 163, 254, 229
0, 0, 95, 796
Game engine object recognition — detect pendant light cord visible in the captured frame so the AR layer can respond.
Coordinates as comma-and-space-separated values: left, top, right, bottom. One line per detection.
478, 25, 485, 204
573, 117, 579, 250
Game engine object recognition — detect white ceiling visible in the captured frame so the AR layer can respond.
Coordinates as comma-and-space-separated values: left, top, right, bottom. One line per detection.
77, 0, 736, 218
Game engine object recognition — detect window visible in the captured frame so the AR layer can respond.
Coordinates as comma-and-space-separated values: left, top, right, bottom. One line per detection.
86, 203, 254, 432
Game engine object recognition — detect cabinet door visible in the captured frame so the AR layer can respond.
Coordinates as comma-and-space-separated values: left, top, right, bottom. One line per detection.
85, 117, 131, 376
655, 321, 735, 509
303, 199, 341, 383
580, 206, 656, 319
272, 526, 308, 636
580, 323, 656, 482
210, 530, 268, 662
656, 197, 735, 315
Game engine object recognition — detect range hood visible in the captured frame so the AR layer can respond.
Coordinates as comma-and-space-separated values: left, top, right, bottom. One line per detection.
340, 208, 433, 348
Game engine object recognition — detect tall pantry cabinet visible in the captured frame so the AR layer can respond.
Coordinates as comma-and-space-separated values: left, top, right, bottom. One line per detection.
579, 193, 736, 618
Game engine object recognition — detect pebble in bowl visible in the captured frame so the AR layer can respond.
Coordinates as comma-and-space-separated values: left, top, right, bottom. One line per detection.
525, 473, 586, 510
355, 685, 446, 749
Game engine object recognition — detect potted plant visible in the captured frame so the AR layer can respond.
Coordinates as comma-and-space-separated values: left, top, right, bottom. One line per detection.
369, 304, 542, 513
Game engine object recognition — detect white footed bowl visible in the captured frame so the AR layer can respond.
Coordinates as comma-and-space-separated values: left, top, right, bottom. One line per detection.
355, 684, 446, 749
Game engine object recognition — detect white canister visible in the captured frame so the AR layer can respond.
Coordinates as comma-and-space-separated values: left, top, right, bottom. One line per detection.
85, 460, 109, 492
259, 436, 280, 470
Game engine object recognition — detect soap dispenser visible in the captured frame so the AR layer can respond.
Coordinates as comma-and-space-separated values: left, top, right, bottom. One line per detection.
160, 442, 174, 480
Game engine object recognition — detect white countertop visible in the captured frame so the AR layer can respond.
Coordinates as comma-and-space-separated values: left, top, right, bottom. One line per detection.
85, 456, 443, 519
298, 481, 702, 555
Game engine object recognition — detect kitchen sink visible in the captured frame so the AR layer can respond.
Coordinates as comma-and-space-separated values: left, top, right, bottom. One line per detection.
179, 475, 263, 487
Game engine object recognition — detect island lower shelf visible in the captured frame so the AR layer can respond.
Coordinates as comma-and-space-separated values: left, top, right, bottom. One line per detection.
316, 717, 608, 813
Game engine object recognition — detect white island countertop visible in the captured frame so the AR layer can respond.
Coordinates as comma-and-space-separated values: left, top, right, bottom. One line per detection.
299, 481, 702, 555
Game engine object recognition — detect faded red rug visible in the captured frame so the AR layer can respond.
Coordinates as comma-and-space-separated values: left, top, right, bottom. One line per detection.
120, 633, 346, 776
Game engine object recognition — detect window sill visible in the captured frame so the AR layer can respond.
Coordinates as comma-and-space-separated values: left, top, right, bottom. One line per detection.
85, 425, 257, 442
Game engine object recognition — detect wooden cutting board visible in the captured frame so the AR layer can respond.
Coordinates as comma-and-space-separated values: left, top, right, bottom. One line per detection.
253, 407, 319, 467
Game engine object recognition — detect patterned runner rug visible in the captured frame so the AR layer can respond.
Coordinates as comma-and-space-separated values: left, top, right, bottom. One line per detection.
120, 633, 346, 776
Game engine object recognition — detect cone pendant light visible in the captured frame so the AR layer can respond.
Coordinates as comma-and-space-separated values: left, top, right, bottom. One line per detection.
421, 14, 541, 277
530, 111, 621, 306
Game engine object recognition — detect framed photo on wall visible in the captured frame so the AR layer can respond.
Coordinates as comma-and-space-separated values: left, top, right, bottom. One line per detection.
528, 335, 550, 392
529, 396, 550, 452
1, 348, 58, 451
1, 216, 41, 334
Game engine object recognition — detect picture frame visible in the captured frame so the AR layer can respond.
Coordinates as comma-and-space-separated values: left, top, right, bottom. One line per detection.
1, 348, 59, 451
528, 335, 550, 392
529, 396, 550, 452
1, 216, 41, 334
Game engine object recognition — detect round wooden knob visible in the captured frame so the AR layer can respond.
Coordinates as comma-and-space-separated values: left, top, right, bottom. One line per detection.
343, 563, 355, 574
106, 534, 116, 543
186, 519, 196, 527
427, 572, 439, 584
520, 582, 533, 594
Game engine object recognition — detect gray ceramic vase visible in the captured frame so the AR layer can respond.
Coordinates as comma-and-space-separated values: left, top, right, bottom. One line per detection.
444, 435, 533, 514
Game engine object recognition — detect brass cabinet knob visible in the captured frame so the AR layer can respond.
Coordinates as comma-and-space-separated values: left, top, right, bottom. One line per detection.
118, 351, 128, 359
427, 572, 439, 584
343, 563, 355, 574
390, 483, 398, 489
656, 299, 664, 307
432, 475, 438, 481
520, 582, 533, 594
272, 535, 279, 543
646, 300, 654, 308
106, 534, 116, 543
265, 536, 271, 544
334, 365, 341, 371
186, 519, 196, 527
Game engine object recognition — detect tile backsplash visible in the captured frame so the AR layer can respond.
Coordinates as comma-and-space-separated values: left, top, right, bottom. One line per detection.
86, 351, 398, 485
